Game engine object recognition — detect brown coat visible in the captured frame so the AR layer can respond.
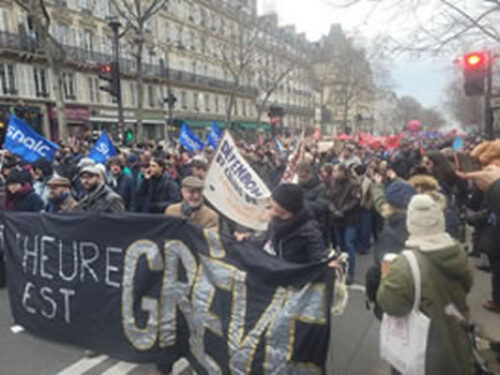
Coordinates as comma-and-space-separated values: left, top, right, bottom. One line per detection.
59, 195, 79, 213
165, 202, 219, 230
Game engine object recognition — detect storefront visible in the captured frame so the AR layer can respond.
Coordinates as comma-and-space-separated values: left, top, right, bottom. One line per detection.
0, 103, 43, 134
90, 108, 167, 141
49, 104, 91, 139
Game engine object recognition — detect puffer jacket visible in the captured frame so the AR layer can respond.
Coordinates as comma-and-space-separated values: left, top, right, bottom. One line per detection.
256, 210, 328, 264
377, 240, 473, 375
77, 183, 125, 213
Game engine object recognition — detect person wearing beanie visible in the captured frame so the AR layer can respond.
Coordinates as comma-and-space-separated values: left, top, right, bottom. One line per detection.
377, 194, 473, 375
5, 168, 44, 212
236, 183, 328, 264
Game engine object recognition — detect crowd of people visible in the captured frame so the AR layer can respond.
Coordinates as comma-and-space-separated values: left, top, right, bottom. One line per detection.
0, 129, 500, 374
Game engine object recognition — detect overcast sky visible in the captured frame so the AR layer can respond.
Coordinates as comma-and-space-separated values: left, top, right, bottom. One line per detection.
257, 0, 455, 109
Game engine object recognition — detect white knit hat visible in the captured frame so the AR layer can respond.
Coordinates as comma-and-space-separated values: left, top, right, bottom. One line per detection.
406, 194, 445, 238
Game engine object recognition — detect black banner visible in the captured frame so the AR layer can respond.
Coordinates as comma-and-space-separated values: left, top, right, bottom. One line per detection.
0, 212, 333, 374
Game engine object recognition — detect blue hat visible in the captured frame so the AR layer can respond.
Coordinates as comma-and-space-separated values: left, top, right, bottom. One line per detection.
385, 182, 416, 209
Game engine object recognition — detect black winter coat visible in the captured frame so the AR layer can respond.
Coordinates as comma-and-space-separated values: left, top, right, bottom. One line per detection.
137, 173, 180, 213
109, 173, 136, 211
257, 210, 328, 264
299, 177, 330, 237
8, 190, 44, 212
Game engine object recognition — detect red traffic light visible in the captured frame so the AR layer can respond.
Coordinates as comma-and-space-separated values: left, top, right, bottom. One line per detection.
99, 64, 112, 73
464, 52, 486, 69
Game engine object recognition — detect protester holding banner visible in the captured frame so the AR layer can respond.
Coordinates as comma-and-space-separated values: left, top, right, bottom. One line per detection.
107, 156, 136, 211
237, 184, 328, 264
46, 177, 78, 213
77, 165, 125, 212
4, 168, 44, 212
166, 176, 219, 230
136, 157, 180, 213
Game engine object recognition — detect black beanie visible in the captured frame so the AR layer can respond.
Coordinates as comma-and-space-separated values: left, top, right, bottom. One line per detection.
6, 169, 27, 185
271, 184, 304, 215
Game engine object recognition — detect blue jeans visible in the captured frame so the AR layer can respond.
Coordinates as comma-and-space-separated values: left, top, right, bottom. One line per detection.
335, 224, 358, 278
358, 208, 373, 252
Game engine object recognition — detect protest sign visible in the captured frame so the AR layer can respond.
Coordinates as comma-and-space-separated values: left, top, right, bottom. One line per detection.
204, 132, 271, 231
88, 131, 117, 164
4, 115, 59, 163
0, 212, 333, 374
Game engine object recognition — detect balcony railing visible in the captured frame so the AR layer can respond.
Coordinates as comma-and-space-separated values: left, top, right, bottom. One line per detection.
0, 31, 258, 95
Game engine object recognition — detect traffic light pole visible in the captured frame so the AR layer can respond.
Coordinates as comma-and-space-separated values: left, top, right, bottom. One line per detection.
485, 52, 494, 140
109, 19, 124, 144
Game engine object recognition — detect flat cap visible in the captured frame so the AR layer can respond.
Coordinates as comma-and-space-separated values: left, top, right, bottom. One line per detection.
182, 176, 204, 189
80, 165, 101, 176
47, 176, 71, 187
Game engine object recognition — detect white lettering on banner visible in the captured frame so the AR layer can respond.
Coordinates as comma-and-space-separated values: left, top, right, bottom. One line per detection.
204, 132, 271, 231
95, 142, 109, 155
181, 132, 200, 151
7, 127, 51, 158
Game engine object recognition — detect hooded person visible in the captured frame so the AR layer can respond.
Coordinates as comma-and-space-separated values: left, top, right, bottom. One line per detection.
5, 168, 44, 212
376, 194, 473, 375
237, 184, 328, 264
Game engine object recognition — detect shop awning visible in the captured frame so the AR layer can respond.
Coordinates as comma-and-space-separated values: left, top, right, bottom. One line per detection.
184, 119, 226, 129
234, 122, 271, 131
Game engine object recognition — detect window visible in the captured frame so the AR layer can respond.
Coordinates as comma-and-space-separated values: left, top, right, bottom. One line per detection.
204, 94, 210, 112
242, 100, 246, 116
0, 8, 10, 32
130, 82, 137, 106
33, 67, 48, 97
148, 85, 156, 108
80, 0, 91, 11
214, 96, 219, 113
62, 73, 76, 100
193, 92, 199, 110
234, 99, 238, 116
83, 30, 92, 52
0, 63, 17, 95
181, 91, 187, 109
88, 77, 100, 103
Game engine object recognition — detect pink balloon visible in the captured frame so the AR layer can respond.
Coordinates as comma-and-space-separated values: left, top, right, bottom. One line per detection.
407, 120, 422, 132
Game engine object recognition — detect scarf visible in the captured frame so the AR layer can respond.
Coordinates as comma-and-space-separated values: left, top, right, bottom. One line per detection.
180, 200, 203, 218
5, 183, 32, 211
48, 193, 70, 213
269, 209, 310, 245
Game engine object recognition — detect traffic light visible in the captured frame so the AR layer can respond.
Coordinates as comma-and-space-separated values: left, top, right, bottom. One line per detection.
164, 92, 177, 108
124, 128, 134, 145
99, 62, 120, 99
463, 52, 488, 96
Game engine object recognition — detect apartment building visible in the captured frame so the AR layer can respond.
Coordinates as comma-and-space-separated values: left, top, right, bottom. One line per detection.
0, 0, 324, 140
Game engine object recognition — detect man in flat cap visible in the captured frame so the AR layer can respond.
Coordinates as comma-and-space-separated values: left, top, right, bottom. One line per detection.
46, 176, 78, 213
165, 176, 219, 230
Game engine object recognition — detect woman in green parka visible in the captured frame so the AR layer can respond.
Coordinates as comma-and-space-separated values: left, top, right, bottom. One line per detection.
377, 194, 473, 375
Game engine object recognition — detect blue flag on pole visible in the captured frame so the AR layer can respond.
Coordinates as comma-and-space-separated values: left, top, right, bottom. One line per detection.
180, 123, 205, 153
207, 122, 222, 149
4, 115, 59, 163
88, 131, 117, 164
274, 136, 283, 151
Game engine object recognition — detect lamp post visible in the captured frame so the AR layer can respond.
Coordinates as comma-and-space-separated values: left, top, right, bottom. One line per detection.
107, 17, 124, 142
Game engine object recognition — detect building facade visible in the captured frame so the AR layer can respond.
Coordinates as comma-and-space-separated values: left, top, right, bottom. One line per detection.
0, 0, 319, 141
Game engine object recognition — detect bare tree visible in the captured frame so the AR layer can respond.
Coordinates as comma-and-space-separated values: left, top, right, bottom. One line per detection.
328, 0, 500, 54
14, 0, 68, 141
111, 0, 167, 142
253, 54, 295, 127
220, 12, 260, 129
445, 74, 484, 130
